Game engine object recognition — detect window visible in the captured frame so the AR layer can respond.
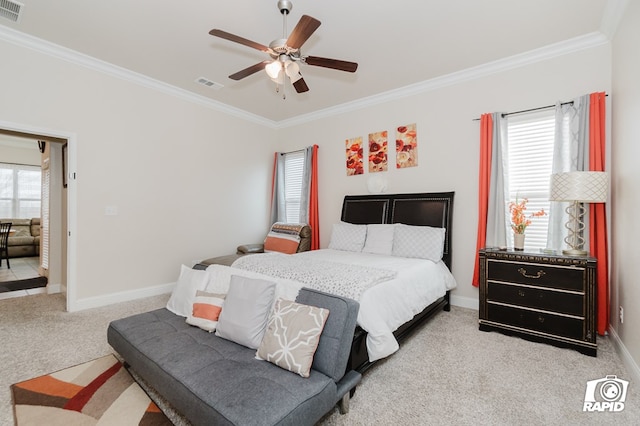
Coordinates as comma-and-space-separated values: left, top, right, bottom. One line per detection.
283, 150, 305, 223
505, 110, 555, 250
0, 163, 42, 218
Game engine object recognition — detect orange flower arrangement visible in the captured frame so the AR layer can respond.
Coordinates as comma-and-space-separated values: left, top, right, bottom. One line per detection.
509, 198, 546, 234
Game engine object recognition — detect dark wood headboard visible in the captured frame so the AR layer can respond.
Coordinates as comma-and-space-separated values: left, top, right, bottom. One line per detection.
340, 192, 454, 269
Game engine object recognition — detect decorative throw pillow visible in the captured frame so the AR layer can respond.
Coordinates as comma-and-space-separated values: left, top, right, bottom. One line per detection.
392, 224, 446, 261
215, 275, 277, 349
166, 265, 209, 317
256, 299, 329, 378
263, 231, 301, 254
362, 224, 395, 255
185, 290, 226, 332
327, 222, 367, 252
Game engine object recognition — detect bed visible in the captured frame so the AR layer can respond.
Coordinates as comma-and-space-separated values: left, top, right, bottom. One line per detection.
329, 191, 455, 372
204, 192, 455, 373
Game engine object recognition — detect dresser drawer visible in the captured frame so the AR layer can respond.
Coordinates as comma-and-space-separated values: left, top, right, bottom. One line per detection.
487, 259, 585, 291
487, 303, 584, 341
487, 282, 584, 316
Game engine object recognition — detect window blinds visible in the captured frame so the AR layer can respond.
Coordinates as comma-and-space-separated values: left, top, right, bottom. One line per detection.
283, 150, 305, 223
506, 110, 555, 250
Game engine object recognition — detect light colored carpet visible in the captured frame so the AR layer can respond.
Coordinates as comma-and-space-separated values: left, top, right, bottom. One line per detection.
1, 293, 637, 425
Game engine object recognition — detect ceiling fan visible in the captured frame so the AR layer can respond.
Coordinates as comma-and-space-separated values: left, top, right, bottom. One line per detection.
209, 0, 358, 97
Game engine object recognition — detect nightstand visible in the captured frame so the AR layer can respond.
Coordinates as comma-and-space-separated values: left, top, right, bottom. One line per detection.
479, 248, 597, 356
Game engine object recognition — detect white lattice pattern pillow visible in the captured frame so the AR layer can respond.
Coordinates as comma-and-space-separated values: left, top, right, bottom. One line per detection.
327, 222, 367, 252
392, 224, 445, 261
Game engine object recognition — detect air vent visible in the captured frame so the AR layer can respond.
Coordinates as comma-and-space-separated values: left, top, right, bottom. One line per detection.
0, 0, 23, 23
195, 77, 224, 90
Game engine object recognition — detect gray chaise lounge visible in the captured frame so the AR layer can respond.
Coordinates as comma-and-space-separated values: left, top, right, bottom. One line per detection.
108, 287, 361, 426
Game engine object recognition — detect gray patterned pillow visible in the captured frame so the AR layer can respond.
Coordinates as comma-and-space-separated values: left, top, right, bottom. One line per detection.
256, 299, 329, 378
327, 222, 367, 252
392, 224, 445, 261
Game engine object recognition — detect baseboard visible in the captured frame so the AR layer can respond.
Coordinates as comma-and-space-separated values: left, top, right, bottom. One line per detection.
450, 294, 478, 310
47, 283, 61, 294
68, 282, 175, 312
608, 326, 640, 385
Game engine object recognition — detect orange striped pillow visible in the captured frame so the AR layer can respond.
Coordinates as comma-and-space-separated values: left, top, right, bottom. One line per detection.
185, 290, 225, 332
263, 231, 301, 254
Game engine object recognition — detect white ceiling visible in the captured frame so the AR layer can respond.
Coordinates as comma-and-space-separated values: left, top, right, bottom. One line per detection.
0, 0, 617, 124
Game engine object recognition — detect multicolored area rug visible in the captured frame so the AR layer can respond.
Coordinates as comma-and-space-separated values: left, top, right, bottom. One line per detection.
11, 354, 172, 425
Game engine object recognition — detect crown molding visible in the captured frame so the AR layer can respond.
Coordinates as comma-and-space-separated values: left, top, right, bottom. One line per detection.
1, 23, 610, 131
276, 31, 609, 128
0, 25, 278, 129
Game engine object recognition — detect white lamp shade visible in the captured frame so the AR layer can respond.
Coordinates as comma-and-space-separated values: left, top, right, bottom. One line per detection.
549, 171, 608, 202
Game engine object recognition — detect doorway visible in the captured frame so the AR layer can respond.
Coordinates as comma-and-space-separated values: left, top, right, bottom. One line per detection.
0, 127, 67, 301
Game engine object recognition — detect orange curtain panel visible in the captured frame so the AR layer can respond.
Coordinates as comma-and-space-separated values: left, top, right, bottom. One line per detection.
309, 144, 320, 250
588, 92, 609, 336
472, 113, 493, 287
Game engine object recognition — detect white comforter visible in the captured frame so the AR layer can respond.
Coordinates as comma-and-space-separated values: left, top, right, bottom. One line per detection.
206, 249, 457, 362
293, 249, 457, 361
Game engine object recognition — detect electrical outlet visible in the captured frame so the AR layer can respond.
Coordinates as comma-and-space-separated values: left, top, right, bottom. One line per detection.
619, 306, 624, 324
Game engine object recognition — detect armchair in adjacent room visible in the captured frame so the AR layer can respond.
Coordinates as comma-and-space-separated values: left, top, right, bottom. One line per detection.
194, 222, 311, 269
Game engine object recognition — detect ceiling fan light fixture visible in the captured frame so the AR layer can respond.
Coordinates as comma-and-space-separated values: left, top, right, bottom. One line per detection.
285, 61, 302, 83
270, 71, 285, 85
265, 60, 282, 79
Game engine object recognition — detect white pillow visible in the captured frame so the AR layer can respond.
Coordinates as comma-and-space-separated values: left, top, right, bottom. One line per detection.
362, 224, 395, 255
166, 265, 209, 317
392, 224, 446, 261
327, 222, 367, 252
185, 290, 226, 332
215, 275, 277, 349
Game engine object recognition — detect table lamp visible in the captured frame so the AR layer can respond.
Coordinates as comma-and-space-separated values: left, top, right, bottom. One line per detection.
549, 171, 608, 256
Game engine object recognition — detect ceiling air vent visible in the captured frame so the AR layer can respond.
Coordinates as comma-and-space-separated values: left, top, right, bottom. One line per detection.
195, 77, 224, 90
0, 0, 24, 23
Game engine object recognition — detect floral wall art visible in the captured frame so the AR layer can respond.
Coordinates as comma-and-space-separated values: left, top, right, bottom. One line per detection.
368, 130, 388, 173
345, 136, 364, 176
345, 123, 418, 176
396, 123, 418, 168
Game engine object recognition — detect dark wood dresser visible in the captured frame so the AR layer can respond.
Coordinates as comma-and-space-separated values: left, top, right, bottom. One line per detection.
479, 248, 597, 356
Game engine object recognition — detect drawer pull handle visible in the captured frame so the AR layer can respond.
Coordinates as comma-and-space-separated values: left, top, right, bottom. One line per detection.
518, 290, 526, 297
538, 316, 545, 323
518, 268, 546, 279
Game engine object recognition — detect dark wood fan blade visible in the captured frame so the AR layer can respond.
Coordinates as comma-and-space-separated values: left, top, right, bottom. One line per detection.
304, 56, 358, 73
292, 77, 309, 93
209, 29, 270, 52
286, 15, 321, 49
229, 61, 270, 80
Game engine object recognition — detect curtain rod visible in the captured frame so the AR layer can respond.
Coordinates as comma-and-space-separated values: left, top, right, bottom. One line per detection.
278, 148, 306, 156
472, 94, 608, 121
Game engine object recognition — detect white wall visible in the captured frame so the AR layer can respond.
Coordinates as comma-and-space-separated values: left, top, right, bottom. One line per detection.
0, 38, 277, 307
276, 45, 611, 307
611, 2, 640, 379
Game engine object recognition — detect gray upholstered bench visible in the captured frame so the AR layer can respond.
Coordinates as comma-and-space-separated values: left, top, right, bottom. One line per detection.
108, 288, 361, 426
